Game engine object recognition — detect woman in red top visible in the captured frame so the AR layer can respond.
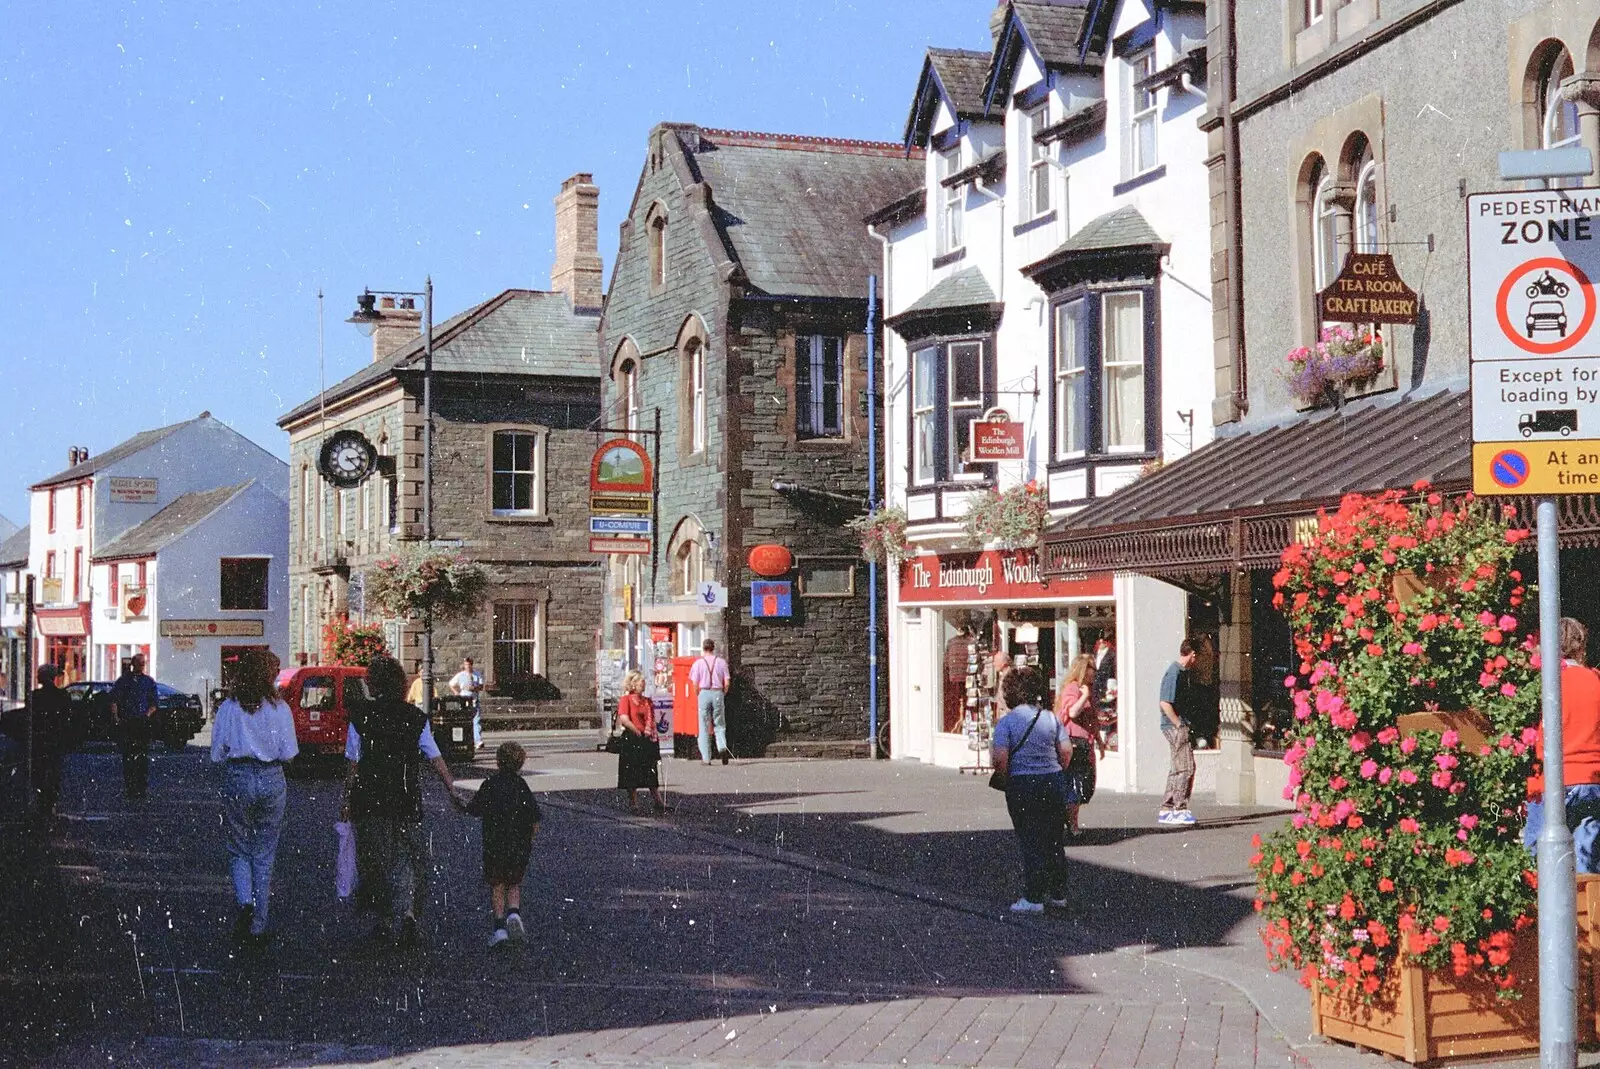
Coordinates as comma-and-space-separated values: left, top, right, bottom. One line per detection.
616, 671, 669, 815
1525, 617, 1600, 872
1054, 654, 1099, 838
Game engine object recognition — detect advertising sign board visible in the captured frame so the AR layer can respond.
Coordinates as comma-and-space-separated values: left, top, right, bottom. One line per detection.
108, 477, 159, 504
159, 619, 266, 638
590, 536, 650, 556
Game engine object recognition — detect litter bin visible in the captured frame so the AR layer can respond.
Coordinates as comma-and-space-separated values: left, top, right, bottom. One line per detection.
430, 696, 477, 761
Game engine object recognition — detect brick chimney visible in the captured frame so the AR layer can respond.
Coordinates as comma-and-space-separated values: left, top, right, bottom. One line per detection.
551, 172, 603, 313
371, 296, 421, 362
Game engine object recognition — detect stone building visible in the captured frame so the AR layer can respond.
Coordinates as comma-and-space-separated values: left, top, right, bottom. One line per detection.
1045, 0, 1600, 806
278, 174, 603, 727
599, 124, 921, 755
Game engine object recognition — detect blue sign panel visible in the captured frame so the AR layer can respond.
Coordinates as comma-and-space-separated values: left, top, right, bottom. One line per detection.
750, 581, 793, 619
590, 516, 653, 536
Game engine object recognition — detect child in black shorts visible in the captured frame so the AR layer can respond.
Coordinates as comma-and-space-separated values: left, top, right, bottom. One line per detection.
466, 741, 541, 946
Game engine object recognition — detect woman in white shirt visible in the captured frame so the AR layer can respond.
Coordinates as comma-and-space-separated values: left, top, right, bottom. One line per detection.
211, 650, 298, 948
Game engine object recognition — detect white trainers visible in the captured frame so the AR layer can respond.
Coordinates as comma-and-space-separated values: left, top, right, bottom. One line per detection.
1009, 898, 1045, 914
1172, 809, 1198, 825
1157, 809, 1176, 824
506, 913, 526, 943
489, 928, 509, 947
1047, 897, 1069, 909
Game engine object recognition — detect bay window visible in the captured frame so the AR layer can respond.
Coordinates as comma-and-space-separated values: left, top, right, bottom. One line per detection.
947, 341, 985, 480
1046, 287, 1157, 462
908, 337, 995, 485
912, 348, 937, 485
1053, 300, 1086, 457
1102, 293, 1146, 452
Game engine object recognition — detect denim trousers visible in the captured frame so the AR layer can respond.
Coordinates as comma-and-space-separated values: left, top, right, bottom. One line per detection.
355, 815, 429, 925
1006, 772, 1068, 904
221, 762, 288, 935
1524, 784, 1600, 873
697, 690, 728, 762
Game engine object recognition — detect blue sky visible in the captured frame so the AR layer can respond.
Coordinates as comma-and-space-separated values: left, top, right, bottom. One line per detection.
0, 1, 978, 524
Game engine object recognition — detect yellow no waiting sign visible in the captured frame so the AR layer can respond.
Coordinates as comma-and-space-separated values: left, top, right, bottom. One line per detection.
1472, 440, 1600, 494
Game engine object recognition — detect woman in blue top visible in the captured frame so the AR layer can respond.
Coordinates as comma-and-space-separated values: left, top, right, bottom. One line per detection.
211, 649, 298, 949
991, 666, 1073, 913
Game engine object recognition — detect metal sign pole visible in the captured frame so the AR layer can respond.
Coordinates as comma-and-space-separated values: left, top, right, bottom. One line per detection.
1537, 496, 1577, 1069
23, 575, 34, 815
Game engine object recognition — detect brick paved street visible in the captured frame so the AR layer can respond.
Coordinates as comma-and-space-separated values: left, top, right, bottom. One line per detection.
7, 736, 1589, 1068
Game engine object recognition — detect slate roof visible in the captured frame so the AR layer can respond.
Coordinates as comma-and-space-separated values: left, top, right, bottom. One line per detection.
683, 129, 924, 300
280, 289, 599, 426
897, 268, 997, 317
927, 48, 993, 118
31, 415, 203, 490
93, 482, 255, 562
1057, 389, 1471, 533
0, 526, 29, 569
986, 2, 1099, 111
1055, 205, 1165, 254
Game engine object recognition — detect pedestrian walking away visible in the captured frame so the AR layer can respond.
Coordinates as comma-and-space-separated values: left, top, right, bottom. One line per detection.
465, 741, 541, 947
210, 650, 298, 949
342, 654, 466, 947
616, 670, 668, 813
1524, 617, 1600, 871
29, 664, 73, 816
1053, 654, 1099, 839
109, 654, 159, 799
689, 639, 732, 765
991, 666, 1072, 913
1157, 639, 1199, 826
450, 656, 485, 751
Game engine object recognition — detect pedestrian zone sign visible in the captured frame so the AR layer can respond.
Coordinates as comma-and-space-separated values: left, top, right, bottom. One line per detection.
1467, 188, 1600, 494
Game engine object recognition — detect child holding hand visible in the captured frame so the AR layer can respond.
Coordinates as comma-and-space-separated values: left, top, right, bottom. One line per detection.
466, 741, 541, 946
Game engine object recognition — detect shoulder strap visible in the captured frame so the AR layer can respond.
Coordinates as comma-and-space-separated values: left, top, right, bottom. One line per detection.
1011, 708, 1044, 755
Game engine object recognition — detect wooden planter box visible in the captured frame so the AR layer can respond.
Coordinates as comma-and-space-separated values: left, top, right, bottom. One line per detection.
1311, 875, 1600, 1063
1395, 710, 1492, 752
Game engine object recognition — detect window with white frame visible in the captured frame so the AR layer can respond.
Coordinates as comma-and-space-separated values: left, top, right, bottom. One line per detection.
491, 429, 544, 515
619, 358, 640, 434
908, 338, 995, 485
1102, 293, 1146, 452
937, 147, 964, 254
1313, 170, 1343, 292
911, 348, 937, 486
796, 335, 845, 439
688, 342, 707, 453
1124, 50, 1158, 178
1304, 0, 1324, 26
1354, 153, 1380, 254
1541, 50, 1582, 188
492, 601, 542, 682
1026, 104, 1052, 219
1053, 299, 1086, 457
947, 340, 985, 479
674, 538, 703, 597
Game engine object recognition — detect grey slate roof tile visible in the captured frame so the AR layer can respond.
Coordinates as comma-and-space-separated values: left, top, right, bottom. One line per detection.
281, 289, 599, 426
1014, 1, 1095, 67
899, 267, 997, 316
93, 482, 255, 561
927, 48, 993, 117
32, 416, 201, 490
0, 526, 29, 569
1056, 204, 1165, 253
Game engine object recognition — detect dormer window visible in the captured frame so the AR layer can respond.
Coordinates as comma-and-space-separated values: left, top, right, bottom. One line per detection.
1025, 104, 1053, 219
937, 147, 964, 255
1123, 49, 1158, 179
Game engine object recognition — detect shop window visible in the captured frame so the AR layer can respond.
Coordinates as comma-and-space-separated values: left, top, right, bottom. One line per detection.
1049, 290, 1156, 461
493, 601, 542, 683
1123, 49, 1158, 179
1024, 104, 1052, 219
798, 558, 855, 597
937, 147, 964, 255
491, 429, 544, 516
221, 557, 270, 611
796, 335, 845, 439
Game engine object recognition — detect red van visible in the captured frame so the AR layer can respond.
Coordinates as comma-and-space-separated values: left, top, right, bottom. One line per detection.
275, 665, 369, 758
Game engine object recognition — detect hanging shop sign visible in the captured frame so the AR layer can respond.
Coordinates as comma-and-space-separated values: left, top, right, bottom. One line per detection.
590, 536, 650, 556
589, 438, 654, 495
1316, 253, 1419, 325
898, 549, 1113, 605
746, 544, 792, 577
750, 581, 793, 619
1466, 188, 1600, 494
159, 619, 266, 638
590, 516, 652, 536
108, 477, 159, 504
970, 407, 1026, 461
590, 492, 653, 515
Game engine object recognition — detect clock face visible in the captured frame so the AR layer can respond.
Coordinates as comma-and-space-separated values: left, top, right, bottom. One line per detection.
319, 431, 376, 488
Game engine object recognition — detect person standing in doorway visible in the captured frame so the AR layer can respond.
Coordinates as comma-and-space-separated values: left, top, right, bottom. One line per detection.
1157, 640, 1199, 826
689, 639, 731, 765
109, 654, 159, 799
210, 650, 297, 949
30, 664, 73, 816
450, 657, 485, 751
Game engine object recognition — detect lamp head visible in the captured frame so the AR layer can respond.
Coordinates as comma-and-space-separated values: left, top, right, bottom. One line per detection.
346, 290, 381, 337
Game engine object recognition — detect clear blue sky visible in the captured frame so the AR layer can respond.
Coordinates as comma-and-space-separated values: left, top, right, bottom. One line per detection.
0, 1, 977, 524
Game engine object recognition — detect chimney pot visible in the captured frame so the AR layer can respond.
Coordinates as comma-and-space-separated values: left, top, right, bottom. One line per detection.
380, 296, 396, 309
551, 172, 603, 313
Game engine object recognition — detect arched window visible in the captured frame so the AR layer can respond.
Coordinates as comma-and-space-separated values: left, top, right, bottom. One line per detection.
1542, 50, 1580, 151
1312, 166, 1342, 292
666, 517, 706, 599
1354, 150, 1380, 255
645, 203, 668, 292
618, 358, 639, 434
687, 339, 706, 454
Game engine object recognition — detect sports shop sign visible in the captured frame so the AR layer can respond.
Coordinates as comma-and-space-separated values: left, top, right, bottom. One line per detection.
898, 549, 1112, 605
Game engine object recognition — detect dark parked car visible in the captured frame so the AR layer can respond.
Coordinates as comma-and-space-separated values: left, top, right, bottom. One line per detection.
65, 680, 205, 750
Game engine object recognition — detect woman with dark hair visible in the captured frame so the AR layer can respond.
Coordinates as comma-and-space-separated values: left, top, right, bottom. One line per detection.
341, 654, 464, 946
210, 649, 297, 947
991, 666, 1073, 913
30, 663, 73, 816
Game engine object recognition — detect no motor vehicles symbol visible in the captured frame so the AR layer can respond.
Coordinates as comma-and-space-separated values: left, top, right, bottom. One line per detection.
1490, 449, 1531, 489
1495, 256, 1597, 355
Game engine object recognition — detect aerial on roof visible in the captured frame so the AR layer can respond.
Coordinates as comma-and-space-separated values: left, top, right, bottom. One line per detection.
670, 126, 923, 300
0, 525, 30, 569
30, 414, 208, 491
92, 482, 257, 562
280, 288, 600, 427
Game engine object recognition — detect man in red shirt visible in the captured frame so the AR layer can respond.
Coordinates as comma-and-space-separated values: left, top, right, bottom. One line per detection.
1525, 618, 1600, 872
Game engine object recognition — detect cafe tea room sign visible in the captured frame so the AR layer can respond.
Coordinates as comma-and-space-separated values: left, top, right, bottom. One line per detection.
1316, 253, 1419, 325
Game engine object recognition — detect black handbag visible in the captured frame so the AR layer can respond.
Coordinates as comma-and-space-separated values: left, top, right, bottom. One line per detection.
604, 731, 625, 754
989, 709, 1044, 791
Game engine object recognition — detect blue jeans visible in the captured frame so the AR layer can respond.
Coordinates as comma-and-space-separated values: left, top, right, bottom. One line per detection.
697, 690, 728, 762
472, 708, 482, 748
1006, 771, 1068, 904
1524, 784, 1600, 874
221, 762, 288, 935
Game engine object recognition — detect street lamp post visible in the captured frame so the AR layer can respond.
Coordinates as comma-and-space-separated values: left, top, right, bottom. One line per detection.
348, 279, 435, 722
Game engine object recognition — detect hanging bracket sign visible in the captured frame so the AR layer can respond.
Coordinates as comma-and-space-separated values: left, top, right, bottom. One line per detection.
971, 406, 1025, 461
1316, 253, 1419, 325
590, 438, 654, 495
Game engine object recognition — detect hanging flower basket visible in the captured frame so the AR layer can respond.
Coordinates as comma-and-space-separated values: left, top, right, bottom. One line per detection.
848, 506, 911, 564
363, 547, 490, 623
321, 615, 389, 667
961, 481, 1049, 550
1286, 326, 1386, 407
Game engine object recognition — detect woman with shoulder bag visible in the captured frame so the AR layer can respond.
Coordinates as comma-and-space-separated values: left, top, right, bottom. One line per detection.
616, 671, 669, 815
1054, 654, 1099, 839
991, 666, 1073, 913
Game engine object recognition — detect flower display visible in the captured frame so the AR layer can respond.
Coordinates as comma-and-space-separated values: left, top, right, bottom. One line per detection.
1251, 484, 1539, 1000
848, 506, 911, 564
321, 615, 388, 666
961, 481, 1049, 550
1286, 325, 1386, 407
363, 547, 490, 623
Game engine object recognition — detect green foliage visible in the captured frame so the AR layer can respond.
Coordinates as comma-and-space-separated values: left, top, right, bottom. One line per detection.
363, 547, 490, 623
849, 506, 911, 564
960, 481, 1049, 550
322, 616, 388, 666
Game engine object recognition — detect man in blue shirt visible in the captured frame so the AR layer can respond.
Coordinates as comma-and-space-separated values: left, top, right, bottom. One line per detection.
1158, 639, 1199, 826
110, 654, 160, 799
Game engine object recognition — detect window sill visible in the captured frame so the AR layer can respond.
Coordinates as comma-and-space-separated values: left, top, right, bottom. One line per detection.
1112, 166, 1166, 197
486, 513, 551, 525
931, 248, 968, 269
795, 436, 849, 449
1013, 211, 1058, 237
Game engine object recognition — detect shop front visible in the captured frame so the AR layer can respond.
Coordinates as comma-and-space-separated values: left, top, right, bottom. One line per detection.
35, 605, 90, 684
